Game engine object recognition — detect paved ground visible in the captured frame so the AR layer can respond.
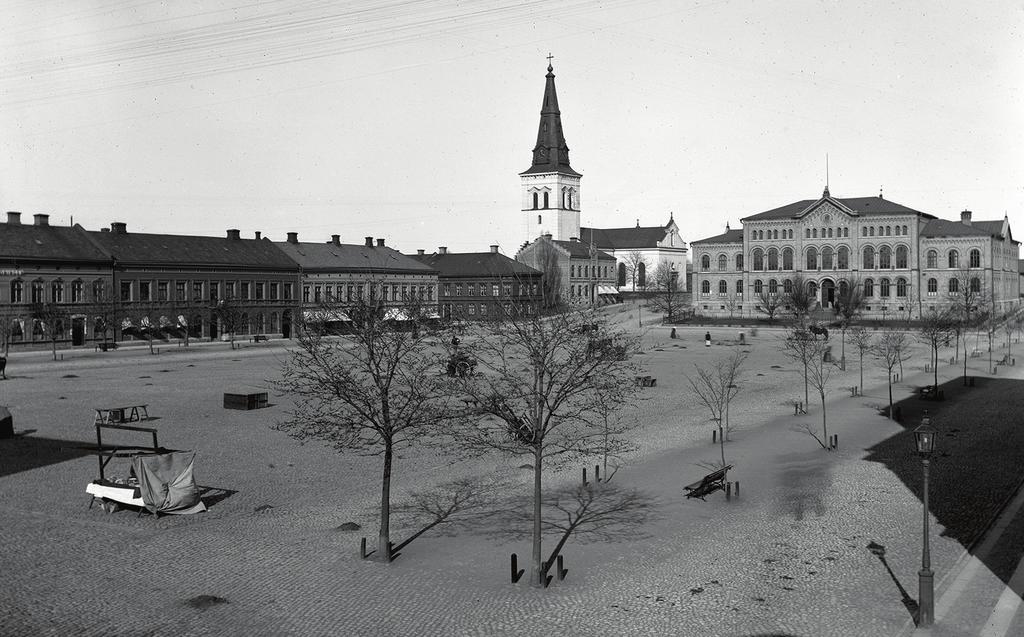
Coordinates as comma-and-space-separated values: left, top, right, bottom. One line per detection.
1, 314, 1022, 636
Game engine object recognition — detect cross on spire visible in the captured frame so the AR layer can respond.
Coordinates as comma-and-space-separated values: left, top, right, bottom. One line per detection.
547, 53, 554, 64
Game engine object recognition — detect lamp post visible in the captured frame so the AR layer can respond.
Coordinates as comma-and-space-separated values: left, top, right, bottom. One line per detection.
913, 411, 937, 627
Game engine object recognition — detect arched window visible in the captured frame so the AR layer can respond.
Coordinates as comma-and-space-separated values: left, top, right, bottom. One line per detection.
821, 246, 834, 269
773, 230, 778, 239
782, 247, 793, 270
735, 253, 744, 270
862, 246, 875, 269
926, 250, 937, 269
806, 247, 818, 270
9, 280, 23, 303
812, 228, 818, 238
927, 278, 938, 294
806, 228, 811, 239
894, 226, 900, 236
784, 279, 793, 294
753, 248, 764, 271
701, 255, 711, 271
862, 227, 868, 237
839, 280, 849, 297
885, 226, 891, 236
880, 278, 891, 297
789, 229, 795, 239
948, 250, 959, 268
768, 279, 778, 295
827, 228, 833, 238
879, 246, 892, 269
767, 248, 778, 270
751, 230, 757, 241
736, 280, 743, 294
617, 263, 626, 287
758, 230, 764, 240
717, 254, 727, 271
895, 245, 908, 269
969, 249, 981, 268
878, 226, 884, 236
31, 280, 44, 304
532, 192, 539, 209
896, 278, 907, 297
843, 228, 849, 237
970, 277, 981, 293
948, 278, 959, 294
257, 313, 265, 333
864, 278, 874, 297
718, 280, 728, 294
637, 263, 646, 288
270, 312, 279, 333
701, 280, 710, 294
754, 279, 763, 294
567, 188, 574, 210
869, 227, 875, 237
807, 280, 818, 299
902, 225, 908, 235
543, 191, 549, 209
837, 246, 849, 269
239, 313, 249, 335
51, 280, 64, 303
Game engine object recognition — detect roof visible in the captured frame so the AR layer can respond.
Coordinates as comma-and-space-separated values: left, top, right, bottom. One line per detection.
742, 195, 934, 221
85, 228, 297, 269
972, 220, 1008, 239
919, 219, 993, 238
691, 228, 745, 245
551, 239, 616, 260
520, 64, 581, 177
0, 222, 110, 263
580, 226, 669, 250
275, 241, 434, 274
410, 252, 541, 278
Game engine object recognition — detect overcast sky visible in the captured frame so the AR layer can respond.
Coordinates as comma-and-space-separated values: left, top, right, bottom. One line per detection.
2, 0, 1022, 255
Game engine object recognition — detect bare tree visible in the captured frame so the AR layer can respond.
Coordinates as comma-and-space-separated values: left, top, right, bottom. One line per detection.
833, 281, 865, 366
848, 327, 874, 393
275, 294, 454, 563
784, 328, 835, 448
534, 240, 563, 308
872, 330, 912, 419
31, 302, 69, 361
211, 298, 242, 349
647, 260, 684, 322
624, 251, 649, 292
90, 289, 123, 347
448, 308, 640, 588
754, 287, 785, 324
948, 268, 989, 385
782, 325, 817, 408
0, 313, 17, 356
917, 308, 956, 392
724, 295, 741, 320
687, 352, 747, 467
787, 274, 815, 319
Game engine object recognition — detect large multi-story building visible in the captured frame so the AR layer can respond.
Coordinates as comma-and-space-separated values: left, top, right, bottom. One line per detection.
411, 245, 543, 320
516, 233, 618, 307
690, 189, 1020, 319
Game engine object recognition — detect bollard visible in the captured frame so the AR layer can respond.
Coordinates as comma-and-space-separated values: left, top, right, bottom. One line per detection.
582, 467, 588, 485
511, 553, 525, 583
726, 482, 732, 500
594, 464, 601, 483
834, 434, 839, 450
712, 429, 717, 444
734, 481, 740, 497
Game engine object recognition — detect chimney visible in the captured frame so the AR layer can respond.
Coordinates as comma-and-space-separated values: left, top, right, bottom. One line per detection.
286, 232, 298, 244
490, 244, 499, 254
331, 234, 340, 246
376, 238, 385, 247
226, 228, 240, 240
570, 236, 578, 243
417, 249, 425, 255
543, 233, 553, 240
365, 236, 374, 247
100, 227, 110, 232
439, 246, 448, 255
110, 221, 127, 234
961, 210, 972, 226
34, 213, 50, 226
6, 212, 21, 224
254, 231, 261, 240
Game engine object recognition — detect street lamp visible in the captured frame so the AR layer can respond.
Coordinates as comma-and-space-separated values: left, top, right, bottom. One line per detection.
913, 410, 937, 627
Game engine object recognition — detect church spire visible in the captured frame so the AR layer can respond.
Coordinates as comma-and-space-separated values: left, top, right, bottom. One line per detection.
521, 59, 580, 177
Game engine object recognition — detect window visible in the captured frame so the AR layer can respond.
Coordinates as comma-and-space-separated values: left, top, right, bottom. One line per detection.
894, 226, 900, 236
701, 255, 710, 271
896, 278, 907, 297
543, 192, 549, 209
926, 250, 937, 269
902, 225, 908, 235
970, 277, 981, 293
879, 246, 891, 269
381, 285, 389, 301
812, 228, 818, 238
532, 192, 538, 210
241, 282, 251, 300
717, 254, 727, 271
864, 278, 874, 297
783, 279, 793, 294
782, 248, 793, 270
768, 279, 778, 295
701, 280, 710, 295
806, 229, 811, 239
283, 283, 293, 300
886, 226, 891, 236
827, 228, 833, 238
870, 227, 875, 237
878, 226, 884, 236
175, 281, 185, 301
225, 281, 236, 299
863, 246, 875, 269
193, 281, 204, 301
120, 281, 132, 302
752, 248, 764, 271
758, 230, 764, 240
880, 278, 891, 297
895, 245, 908, 269
970, 249, 981, 268
255, 282, 264, 300
479, 304, 488, 316
427, 287, 434, 301
735, 254, 744, 270
948, 278, 959, 294
754, 279, 763, 294
839, 280, 849, 297
93, 280, 105, 302
637, 263, 646, 288
843, 228, 849, 238
767, 248, 778, 270
735, 280, 743, 294
718, 280, 728, 294
806, 247, 818, 270
138, 281, 152, 302
455, 284, 463, 296
821, 246, 833, 270
927, 278, 937, 295
10, 280, 23, 303
948, 250, 959, 268
837, 246, 848, 269
862, 227, 868, 237
157, 281, 168, 301
491, 284, 499, 296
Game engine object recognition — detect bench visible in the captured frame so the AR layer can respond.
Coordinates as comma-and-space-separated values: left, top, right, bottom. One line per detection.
635, 375, 657, 387
251, 335, 269, 343
94, 405, 149, 426
95, 342, 118, 352
223, 392, 269, 410
684, 465, 732, 501
919, 385, 936, 399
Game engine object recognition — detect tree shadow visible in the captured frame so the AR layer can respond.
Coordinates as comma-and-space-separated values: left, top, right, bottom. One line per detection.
0, 434, 95, 478
774, 450, 832, 521
867, 540, 918, 621
864, 376, 1024, 587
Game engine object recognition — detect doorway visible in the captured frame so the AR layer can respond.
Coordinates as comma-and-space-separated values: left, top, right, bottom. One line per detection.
71, 317, 85, 346
821, 279, 836, 308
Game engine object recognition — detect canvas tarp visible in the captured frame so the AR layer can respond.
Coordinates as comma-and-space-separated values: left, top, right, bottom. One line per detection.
131, 451, 207, 515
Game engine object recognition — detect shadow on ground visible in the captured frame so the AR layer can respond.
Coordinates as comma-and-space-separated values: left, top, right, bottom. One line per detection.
0, 434, 94, 477
864, 376, 1024, 588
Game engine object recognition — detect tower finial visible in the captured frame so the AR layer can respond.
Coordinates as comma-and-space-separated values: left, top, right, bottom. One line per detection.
879, 185, 883, 199
824, 153, 829, 197
547, 52, 554, 73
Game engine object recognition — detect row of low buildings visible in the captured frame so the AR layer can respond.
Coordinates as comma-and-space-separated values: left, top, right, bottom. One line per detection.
0, 213, 544, 349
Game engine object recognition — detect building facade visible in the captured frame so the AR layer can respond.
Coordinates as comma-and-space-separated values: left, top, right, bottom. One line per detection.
581, 217, 688, 293
411, 245, 544, 320
690, 189, 1020, 319
516, 234, 618, 307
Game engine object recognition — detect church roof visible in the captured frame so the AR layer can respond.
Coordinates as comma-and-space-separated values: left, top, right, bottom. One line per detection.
520, 63, 581, 177
410, 252, 540, 278
742, 195, 934, 221
580, 226, 669, 250
691, 229, 744, 244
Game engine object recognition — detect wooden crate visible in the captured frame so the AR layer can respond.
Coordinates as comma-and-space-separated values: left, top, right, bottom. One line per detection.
223, 392, 269, 410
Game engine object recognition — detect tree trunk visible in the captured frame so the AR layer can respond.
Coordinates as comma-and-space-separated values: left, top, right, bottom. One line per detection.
531, 443, 544, 587
378, 440, 393, 562
718, 422, 726, 467
820, 391, 828, 443
803, 361, 809, 407
51, 336, 57, 361
888, 378, 893, 419
859, 351, 864, 393
933, 344, 939, 390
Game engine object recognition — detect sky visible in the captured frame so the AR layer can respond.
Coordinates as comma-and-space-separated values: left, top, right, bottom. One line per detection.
1, 0, 1022, 256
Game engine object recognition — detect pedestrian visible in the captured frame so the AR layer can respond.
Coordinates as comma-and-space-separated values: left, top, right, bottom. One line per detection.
670, 328, 677, 339
705, 331, 711, 347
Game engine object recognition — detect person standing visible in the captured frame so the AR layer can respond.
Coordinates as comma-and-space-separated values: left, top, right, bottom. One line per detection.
705, 331, 711, 347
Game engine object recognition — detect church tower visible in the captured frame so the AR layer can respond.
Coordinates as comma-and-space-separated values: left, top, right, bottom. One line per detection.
520, 61, 581, 242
